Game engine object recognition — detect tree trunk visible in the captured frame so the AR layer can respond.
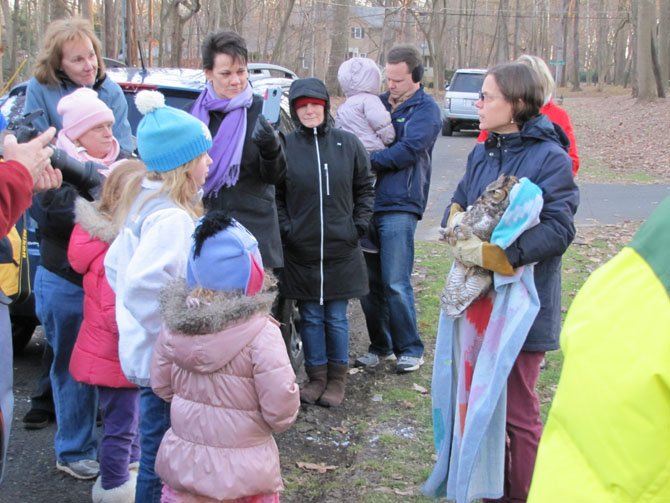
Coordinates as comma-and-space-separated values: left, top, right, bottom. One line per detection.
571, 0, 582, 91
595, 0, 607, 91
636, 0, 656, 100
555, 0, 570, 87
659, 0, 670, 91
126, 0, 138, 66
324, 0, 348, 96
80, 0, 93, 19
495, 0, 509, 64
613, 0, 630, 86
511, 0, 520, 59
50, 0, 70, 21
271, 0, 296, 64
104, 0, 117, 59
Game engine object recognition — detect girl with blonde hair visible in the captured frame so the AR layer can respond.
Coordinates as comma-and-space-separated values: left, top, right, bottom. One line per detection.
68, 161, 146, 502
104, 90, 212, 503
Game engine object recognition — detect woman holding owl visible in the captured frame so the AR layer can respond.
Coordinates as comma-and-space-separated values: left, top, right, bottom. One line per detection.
425, 62, 579, 503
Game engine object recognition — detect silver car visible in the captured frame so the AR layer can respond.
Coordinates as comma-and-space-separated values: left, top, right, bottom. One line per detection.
442, 68, 486, 136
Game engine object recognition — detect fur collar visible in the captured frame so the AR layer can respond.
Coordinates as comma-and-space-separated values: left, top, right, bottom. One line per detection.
74, 197, 119, 243
160, 278, 277, 336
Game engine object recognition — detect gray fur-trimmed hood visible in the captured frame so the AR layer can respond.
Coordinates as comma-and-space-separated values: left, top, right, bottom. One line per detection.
159, 278, 277, 337
74, 197, 119, 243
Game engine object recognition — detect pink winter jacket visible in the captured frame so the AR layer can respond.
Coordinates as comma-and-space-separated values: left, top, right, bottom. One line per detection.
151, 281, 300, 501
335, 56, 395, 152
68, 198, 135, 388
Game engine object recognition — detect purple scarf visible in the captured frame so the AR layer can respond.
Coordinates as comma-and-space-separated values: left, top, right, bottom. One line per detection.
191, 81, 253, 195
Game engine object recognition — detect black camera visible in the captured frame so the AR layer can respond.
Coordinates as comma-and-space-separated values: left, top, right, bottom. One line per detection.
7, 109, 106, 195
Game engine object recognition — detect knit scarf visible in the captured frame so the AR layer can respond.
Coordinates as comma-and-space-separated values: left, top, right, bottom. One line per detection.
190, 81, 253, 195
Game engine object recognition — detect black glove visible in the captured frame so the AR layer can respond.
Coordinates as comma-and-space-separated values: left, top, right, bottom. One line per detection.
252, 114, 281, 158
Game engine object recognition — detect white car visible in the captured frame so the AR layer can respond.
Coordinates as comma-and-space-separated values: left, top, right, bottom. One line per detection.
442, 68, 486, 136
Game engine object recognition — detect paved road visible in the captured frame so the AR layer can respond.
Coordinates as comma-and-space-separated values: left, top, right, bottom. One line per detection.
416, 132, 670, 241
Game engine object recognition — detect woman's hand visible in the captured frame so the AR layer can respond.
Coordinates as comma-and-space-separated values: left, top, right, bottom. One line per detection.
252, 114, 281, 158
452, 234, 515, 276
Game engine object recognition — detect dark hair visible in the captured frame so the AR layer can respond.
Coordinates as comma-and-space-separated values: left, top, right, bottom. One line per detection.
201, 30, 248, 70
386, 44, 422, 77
487, 63, 543, 126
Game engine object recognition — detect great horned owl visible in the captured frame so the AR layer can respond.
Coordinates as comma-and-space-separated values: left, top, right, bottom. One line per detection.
441, 174, 519, 318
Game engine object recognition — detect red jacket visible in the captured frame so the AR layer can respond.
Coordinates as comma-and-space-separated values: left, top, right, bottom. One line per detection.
477, 99, 580, 176
0, 160, 33, 236
68, 198, 135, 388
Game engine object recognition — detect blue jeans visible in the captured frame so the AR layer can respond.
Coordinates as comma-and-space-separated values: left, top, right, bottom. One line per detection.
136, 387, 170, 503
298, 299, 349, 367
34, 266, 97, 463
360, 212, 424, 358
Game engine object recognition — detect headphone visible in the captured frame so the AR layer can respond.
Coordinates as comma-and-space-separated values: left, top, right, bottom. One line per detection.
411, 64, 424, 83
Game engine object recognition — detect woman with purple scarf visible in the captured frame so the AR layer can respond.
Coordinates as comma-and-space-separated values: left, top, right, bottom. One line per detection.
190, 30, 285, 270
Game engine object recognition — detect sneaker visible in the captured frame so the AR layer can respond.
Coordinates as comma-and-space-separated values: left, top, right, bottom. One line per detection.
396, 355, 424, 374
22, 408, 55, 430
56, 459, 100, 480
354, 352, 396, 368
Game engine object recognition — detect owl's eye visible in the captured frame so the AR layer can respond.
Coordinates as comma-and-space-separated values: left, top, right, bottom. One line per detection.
492, 189, 506, 201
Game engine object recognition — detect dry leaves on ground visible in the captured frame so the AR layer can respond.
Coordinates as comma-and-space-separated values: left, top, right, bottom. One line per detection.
560, 90, 670, 183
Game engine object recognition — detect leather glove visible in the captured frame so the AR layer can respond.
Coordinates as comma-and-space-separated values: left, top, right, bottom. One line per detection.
452, 233, 515, 276
439, 203, 465, 241
252, 114, 281, 158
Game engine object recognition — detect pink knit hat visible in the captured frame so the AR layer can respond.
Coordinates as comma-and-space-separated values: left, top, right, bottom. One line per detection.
57, 87, 115, 140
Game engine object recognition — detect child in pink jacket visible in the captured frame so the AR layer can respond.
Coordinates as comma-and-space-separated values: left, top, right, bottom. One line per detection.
151, 211, 300, 503
68, 161, 146, 502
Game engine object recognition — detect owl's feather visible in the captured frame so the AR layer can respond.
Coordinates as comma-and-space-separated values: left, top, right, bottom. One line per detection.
442, 175, 519, 318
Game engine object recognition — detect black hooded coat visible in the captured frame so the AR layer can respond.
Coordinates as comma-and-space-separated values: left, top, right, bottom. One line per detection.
276, 78, 375, 302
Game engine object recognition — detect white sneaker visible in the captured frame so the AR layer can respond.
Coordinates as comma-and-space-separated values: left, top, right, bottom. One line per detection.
354, 352, 396, 368
396, 355, 424, 374
56, 459, 99, 480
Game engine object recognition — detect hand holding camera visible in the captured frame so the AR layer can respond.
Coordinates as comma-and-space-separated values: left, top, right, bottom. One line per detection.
6, 110, 105, 196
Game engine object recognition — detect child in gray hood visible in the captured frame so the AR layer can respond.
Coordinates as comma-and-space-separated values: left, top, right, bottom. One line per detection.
336, 57, 395, 152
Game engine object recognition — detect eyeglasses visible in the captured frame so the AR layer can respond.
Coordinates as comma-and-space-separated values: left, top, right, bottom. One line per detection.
478, 91, 502, 103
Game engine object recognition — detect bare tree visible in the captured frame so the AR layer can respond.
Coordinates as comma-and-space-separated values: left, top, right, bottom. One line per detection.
570, 0, 582, 91
636, 0, 656, 100
126, 0, 139, 66
554, 0, 570, 87
325, 0, 349, 95
495, 0, 509, 64
659, 0, 670, 91
104, 0, 118, 59
80, 0, 93, 19
50, 0, 70, 21
166, 0, 201, 67
271, 0, 297, 64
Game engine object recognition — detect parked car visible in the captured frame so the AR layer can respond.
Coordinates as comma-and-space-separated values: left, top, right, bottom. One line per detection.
442, 68, 486, 136
0, 64, 304, 371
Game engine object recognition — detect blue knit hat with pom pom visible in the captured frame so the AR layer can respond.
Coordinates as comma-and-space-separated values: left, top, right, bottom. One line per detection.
135, 90, 212, 172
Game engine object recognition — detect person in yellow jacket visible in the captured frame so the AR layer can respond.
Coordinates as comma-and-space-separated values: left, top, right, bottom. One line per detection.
528, 196, 670, 502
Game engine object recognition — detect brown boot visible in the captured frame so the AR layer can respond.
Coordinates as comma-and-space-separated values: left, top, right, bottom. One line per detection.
300, 364, 328, 404
317, 363, 348, 407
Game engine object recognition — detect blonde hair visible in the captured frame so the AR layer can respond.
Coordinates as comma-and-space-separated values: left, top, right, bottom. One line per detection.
34, 17, 106, 86
516, 54, 555, 104
111, 155, 205, 228
97, 160, 146, 219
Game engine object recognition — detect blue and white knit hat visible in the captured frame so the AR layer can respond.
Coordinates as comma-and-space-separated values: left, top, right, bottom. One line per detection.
135, 90, 212, 172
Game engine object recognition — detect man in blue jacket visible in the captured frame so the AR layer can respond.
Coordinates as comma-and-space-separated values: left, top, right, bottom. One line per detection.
356, 44, 441, 374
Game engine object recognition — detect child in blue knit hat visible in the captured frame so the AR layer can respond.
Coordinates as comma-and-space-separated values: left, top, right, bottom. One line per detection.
151, 211, 299, 503
104, 89, 212, 503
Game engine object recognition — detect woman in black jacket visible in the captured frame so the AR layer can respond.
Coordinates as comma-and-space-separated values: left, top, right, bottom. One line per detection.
276, 78, 374, 407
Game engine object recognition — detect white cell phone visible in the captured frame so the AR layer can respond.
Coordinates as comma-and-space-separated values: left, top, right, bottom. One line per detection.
261, 85, 282, 124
